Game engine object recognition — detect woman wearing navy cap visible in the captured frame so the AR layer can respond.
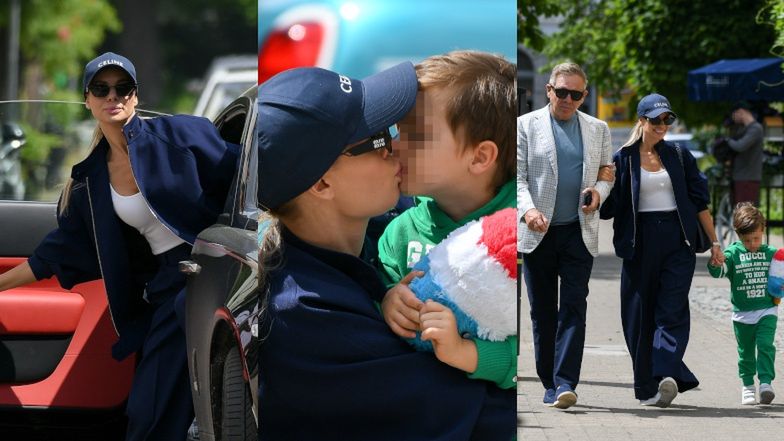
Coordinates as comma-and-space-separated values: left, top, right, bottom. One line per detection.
256, 63, 515, 440
600, 93, 723, 407
0, 52, 239, 440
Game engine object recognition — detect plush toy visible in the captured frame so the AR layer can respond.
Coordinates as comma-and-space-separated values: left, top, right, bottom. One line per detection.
769, 248, 784, 299
407, 207, 517, 351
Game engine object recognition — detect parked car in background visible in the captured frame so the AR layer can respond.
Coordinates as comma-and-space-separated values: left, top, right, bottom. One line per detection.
258, 0, 517, 81
194, 55, 257, 121
664, 132, 705, 160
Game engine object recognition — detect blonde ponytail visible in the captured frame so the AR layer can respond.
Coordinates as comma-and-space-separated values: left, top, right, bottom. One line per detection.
621, 120, 644, 149
58, 125, 104, 216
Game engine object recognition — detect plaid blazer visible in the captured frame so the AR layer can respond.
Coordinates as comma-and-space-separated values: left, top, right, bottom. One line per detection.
517, 105, 614, 256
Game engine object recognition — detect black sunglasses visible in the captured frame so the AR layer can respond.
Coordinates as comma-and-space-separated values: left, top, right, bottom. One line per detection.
549, 85, 585, 101
342, 125, 399, 157
646, 114, 676, 126
87, 82, 138, 98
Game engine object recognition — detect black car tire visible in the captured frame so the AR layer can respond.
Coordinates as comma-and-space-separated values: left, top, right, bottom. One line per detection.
220, 347, 255, 441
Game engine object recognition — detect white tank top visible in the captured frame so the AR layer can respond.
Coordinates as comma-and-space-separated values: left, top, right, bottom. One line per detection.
110, 184, 186, 255
638, 168, 677, 212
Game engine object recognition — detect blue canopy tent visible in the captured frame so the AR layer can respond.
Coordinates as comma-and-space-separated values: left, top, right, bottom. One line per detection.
687, 58, 784, 102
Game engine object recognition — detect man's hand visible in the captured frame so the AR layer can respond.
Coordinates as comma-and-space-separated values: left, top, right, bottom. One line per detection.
381, 271, 425, 338
581, 187, 600, 214
523, 208, 549, 233
420, 300, 477, 373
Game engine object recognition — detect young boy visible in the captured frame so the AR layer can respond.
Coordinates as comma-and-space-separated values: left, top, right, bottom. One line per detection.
708, 203, 779, 405
377, 51, 517, 388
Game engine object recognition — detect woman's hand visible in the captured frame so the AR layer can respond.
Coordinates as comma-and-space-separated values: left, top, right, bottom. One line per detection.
597, 163, 616, 182
709, 244, 724, 267
381, 271, 424, 338
420, 300, 478, 373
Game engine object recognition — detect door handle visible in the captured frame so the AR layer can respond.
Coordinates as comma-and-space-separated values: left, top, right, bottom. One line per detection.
179, 260, 202, 275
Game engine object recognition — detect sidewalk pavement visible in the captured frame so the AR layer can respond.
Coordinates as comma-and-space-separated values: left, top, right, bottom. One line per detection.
517, 220, 784, 441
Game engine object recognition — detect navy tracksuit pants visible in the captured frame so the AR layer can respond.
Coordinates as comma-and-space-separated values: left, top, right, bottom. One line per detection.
523, 222, 593, 391
621, 211, 699, 400
126, 243, 194, 441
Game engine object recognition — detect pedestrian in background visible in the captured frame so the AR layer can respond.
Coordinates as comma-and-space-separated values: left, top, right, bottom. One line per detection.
725, 101, 765, 206
518, 62, 615, 409
601, 93, 723, 407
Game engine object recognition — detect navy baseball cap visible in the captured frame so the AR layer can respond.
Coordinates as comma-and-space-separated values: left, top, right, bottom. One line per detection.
82, 52, 137, 93
258, 62, 417, 210
637, 93, 677, 119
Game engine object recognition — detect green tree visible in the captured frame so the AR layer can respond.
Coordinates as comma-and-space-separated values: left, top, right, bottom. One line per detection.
758, 0, 784, 56
0, 0, 121, 100
542, 0, 776, 127
0, 1, 119, 194
518, 0, 563, 52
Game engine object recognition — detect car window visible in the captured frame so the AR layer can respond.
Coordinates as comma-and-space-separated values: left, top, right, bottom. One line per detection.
212, 92, 259, 230
0, 101, 165, 203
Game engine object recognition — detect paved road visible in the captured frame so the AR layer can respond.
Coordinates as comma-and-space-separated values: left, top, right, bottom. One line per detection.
517, 219, 784, 440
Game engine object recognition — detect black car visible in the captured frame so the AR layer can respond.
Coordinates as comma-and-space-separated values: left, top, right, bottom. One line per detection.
183, 86, 259, 441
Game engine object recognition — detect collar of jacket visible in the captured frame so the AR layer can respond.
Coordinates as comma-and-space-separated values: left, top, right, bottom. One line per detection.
70, 136, 110, 180
621, 139, 679, 209
281, 226, 388, 302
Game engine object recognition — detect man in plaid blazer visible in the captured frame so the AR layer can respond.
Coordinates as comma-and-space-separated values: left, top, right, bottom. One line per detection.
517, 62, 614, 409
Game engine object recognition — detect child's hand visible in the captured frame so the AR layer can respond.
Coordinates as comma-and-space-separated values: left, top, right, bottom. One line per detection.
709, 246, 725, 267
420, 300, 478, 373
381, 271, 425, 338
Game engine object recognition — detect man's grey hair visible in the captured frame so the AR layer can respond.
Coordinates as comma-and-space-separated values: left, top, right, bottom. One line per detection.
549, 62, 588, 87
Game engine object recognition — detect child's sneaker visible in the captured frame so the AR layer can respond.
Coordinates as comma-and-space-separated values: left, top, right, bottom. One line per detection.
741, 385, 756, 405
759, 383, 775, 404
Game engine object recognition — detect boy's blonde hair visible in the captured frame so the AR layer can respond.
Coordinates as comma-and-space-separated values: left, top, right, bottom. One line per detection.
733, 202, 766, 235
415, 50, 516, 188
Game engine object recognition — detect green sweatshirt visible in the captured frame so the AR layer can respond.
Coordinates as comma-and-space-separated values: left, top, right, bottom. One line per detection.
377, 180, 517, 389
708, 242, 778, 311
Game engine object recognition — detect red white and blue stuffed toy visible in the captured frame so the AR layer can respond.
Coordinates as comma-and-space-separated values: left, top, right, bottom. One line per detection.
407, 207, 517, 351
769, 248, 784, 298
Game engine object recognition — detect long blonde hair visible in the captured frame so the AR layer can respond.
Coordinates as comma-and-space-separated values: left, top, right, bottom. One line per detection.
621, 120, 644, 149
58, 124, 104, 216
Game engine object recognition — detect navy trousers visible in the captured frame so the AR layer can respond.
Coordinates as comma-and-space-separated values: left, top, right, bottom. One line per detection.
523, 222, 593, 390
620, 211, 699, 400
126, 243, 194, 441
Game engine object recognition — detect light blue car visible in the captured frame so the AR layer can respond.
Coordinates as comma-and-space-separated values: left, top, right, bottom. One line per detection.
258, 0, 517, 81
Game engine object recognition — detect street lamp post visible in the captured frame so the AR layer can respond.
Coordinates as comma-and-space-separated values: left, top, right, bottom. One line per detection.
5, 0, 20, 102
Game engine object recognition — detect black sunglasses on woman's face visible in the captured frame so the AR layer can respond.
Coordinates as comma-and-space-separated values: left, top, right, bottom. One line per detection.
342, 125, 399, 157
646, 114, 676, 126
87, 82, 138, 98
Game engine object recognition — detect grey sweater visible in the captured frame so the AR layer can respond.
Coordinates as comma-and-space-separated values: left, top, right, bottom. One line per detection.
728, 121, 764, 181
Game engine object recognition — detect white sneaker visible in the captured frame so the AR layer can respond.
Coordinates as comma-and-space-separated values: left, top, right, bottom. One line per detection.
760, 383, 775, 404
640, 377, 678, 408
639, 393, 662, 406
657, 377, 678, 407
741, 386, 756, 405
